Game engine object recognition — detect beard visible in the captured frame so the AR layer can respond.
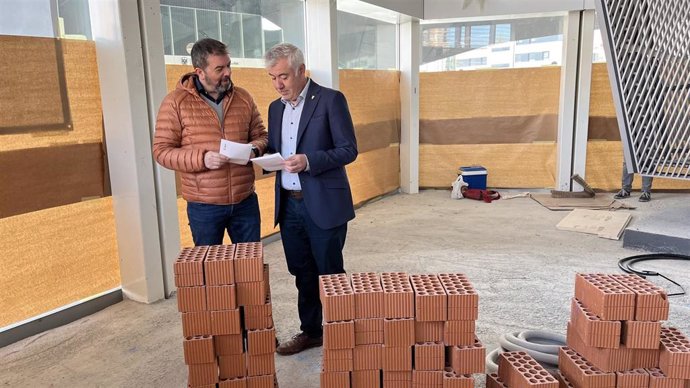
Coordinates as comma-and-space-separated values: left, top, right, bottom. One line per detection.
215, 76, 233, 95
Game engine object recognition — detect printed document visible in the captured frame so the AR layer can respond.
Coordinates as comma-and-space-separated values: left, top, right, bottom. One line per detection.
251, 153, 284, 171
219, 139, 252, 165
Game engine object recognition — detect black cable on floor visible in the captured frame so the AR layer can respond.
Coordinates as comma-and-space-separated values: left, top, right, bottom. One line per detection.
618, 253, 690, 296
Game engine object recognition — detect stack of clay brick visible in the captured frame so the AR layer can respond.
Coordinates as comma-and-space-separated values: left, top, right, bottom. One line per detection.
318, 272, 485, 388
486, 351, 560, 388
174, 243, 278, 388
557, 273, 690, 388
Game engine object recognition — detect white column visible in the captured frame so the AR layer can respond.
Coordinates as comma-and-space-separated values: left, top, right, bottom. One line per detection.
555, 11, 582, 191
305, 0, 338, 89
572, 10, 595, 191
399, 20, 420, 194
138, 0, 181, 296
89, 0, 165, 303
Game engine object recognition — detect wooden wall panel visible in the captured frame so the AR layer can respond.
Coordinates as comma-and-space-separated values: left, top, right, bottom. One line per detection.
589, 63, 617, 118
419, 143, 557, 189
0, 198, 120, 327
340, 70, 400, 126
348, 145, 400, 206
1, 39, 103, 152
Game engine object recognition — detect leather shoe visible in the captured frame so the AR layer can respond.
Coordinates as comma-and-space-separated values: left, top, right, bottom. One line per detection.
276, 332, 323, 355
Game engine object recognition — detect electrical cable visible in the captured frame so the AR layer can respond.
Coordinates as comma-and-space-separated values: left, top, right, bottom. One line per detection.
617, 253, 690, 296
485, 330, 566, 374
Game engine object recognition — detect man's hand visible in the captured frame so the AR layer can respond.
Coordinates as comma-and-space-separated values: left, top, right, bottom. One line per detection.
204, 151, 230, 170
284, 154, 307, 173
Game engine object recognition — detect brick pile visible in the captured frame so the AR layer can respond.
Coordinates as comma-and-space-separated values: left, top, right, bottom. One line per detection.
487, 351, 559, 388
174, 243, 278, 388
319, 272, 484, 388
557, 273, 690, 388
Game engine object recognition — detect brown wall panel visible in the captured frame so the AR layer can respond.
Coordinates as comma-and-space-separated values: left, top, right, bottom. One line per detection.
347, 145, 400, 206
0, 143, 105, 218
420, 115, 558, 144
419, 143, 557, 189
340, 70, 400, 126
0, 198, 120, 327
420, 67, 561, 120
589, 63, 617, 118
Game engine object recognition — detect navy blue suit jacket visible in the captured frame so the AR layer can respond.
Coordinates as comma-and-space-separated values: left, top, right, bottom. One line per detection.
267, 80, 358, 230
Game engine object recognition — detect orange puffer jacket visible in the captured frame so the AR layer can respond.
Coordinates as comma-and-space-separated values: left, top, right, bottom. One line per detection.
153, 73, 268, 205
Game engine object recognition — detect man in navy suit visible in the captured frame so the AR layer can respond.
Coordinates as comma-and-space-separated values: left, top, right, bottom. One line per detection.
264, 43, 358, 355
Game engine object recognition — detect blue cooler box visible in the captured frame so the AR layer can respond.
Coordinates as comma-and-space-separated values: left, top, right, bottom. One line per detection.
459, 166, 487, 190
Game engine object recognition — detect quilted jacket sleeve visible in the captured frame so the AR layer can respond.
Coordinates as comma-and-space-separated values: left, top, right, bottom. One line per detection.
247, 96, 268, 155
152, 93, 207, 173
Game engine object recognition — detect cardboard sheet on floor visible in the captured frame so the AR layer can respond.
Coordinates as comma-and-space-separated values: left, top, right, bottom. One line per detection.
556, 209, 632, 240
529, 193, 635, 211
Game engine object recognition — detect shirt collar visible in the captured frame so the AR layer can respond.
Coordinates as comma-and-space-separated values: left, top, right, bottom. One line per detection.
281, 78, 311, 108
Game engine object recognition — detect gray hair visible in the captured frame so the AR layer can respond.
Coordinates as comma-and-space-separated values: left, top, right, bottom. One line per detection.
264, 43, 305, 73
191, 38, 228, 69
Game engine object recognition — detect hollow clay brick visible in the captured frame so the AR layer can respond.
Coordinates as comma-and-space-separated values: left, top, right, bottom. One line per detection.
353, 344, 382, 370
244, 298, 274, 330
412, 370, 443, 386
659, 327, 690, 379
609, 274, 669, 321
381, 272, 414, 319
355, 318, 384, 345
410, 274, 448, 322
622, 320, 661, 349
384, 318, 415, 347
414, 342, 445, 371
324, 320, 355, 350
237, 281, 266, 306
574, 273, 635, 321
415, 321, 444, 343
570, 297, 621, 349
647, 367, 686, 388
554, 371, 575, 388
182, 311, 212, 338
449, 336, 485, 374
566, 322, 633, 372
262, 264, 270, 300
207, 285, 238, 311
211, 309, 242, 335
442, 368, 473, 388
247, 327, 276, 355
320, 371, 350, 388
246, 353, 275, 377
175, 246, 208, 287
384, 370, 413, 388
320, 274, 356, 322
244, 316, 274, 332
214, 334, 244, 356
615, 368, 649, 388
498, 351, 558, 388
438, 274, 479, 321
234, 242, 264, 283
219, 354, 246, 379
485, 373, 508, 388
352, 272, 384, 319
246, 374, 274, 388
352, 370, 381, 388
188, 361, 218, 387
183, 335, 215, 365
382, 345, 413, 371
632, 347, 660, 369
558, 347, 615, 388
218, 377, 247, 388
178, 286, 208, 312
322, 348, 353, 372
443, 321, 475, 347
204, 244, 235, 286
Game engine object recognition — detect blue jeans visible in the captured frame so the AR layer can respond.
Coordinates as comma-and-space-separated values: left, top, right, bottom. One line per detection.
279, 195, 347, 338
187, 193, 261, 246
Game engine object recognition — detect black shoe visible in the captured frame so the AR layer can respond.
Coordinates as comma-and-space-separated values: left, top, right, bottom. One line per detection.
639, 192, 651, 202
276, 332, 323, 355
614, 189, 631, 199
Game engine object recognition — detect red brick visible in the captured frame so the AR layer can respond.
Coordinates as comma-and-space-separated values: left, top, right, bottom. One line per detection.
382, 345, 412, 371
485, 373, 508, 388
384, 371, 412, 388
410, 274, 447, 322
188, 361, 218, 387
178, 286, 207, 312
352, 272, 384, 319
247, 327, 276, 355
214, 334, 244, 356
415, 321, 444, 343
622, 320, 661, 349
570, 297, 621, 349
320, 274, 356, 322
355, 318, 384, 345
554, 371, 574, 388
412, 370, 442, 386
616, 369, 649, 388
218, 377, 247, 388
174, 246, 208, 286
381, 272, 414, 319
204, 244, 235, 285
384, 318, 415, 347
324, 320, 355, 349
438, 274, 478, 321
183, 335, 215, 364
499, 351, 558, 388
246, 374, 274, 388
211, 309, 242, 335
659, 326, 690, 379
449, 336, 485, 374
237, 281, 266, 306
414, 342, 445, 371
647, 367, 686, 388
219, 354, 246, 379
207, 285, 237, 311
566, 321, 633, 372
181, 311, 211, 337
443, 321, 475, 347
234, 242, 264, 283
322, 348, 353, 372
558, 347, 615, 388
353, 344, 382, 370
246, 353, 275, 377
610, 274, 669, 321
320, 371, 350, 388
442, 368, 473, 388
352, 370, 380, 388
574, 273, 635, 321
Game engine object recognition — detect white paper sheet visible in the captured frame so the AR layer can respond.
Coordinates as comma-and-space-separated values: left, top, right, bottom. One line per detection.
219, 139, 252, 165
250, 153, 285, 171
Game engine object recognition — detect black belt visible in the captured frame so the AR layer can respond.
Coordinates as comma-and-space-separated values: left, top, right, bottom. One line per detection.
283, 189, 303, 199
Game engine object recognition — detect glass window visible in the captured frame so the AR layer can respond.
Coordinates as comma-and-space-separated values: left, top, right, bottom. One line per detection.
221, 12, 244, 58
197, 9, 220, 41
58, 0, 92, 40
470, 25, 490, 48
337, 10, 397, 70
171, 7, 196, 56
161, 6, 173, 55
242, 14, 263, 58
495, 24, 511, 44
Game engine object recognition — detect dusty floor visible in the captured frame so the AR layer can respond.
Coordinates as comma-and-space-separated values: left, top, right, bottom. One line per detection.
1, 189, 689, 388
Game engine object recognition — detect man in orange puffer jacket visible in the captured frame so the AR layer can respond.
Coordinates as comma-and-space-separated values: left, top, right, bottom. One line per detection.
153, 38, 268, 246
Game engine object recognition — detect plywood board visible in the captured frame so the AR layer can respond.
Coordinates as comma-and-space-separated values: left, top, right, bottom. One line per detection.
347, 145, 400, 206
0, 198, 120, 327
340, 69, 400, 126
556, 209, 632, 240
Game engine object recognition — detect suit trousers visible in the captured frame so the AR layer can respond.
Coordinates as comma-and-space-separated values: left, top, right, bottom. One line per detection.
279, 194, 347, 338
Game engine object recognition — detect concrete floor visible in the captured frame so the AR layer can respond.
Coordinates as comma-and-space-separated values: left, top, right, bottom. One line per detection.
1, 189, 689, 388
